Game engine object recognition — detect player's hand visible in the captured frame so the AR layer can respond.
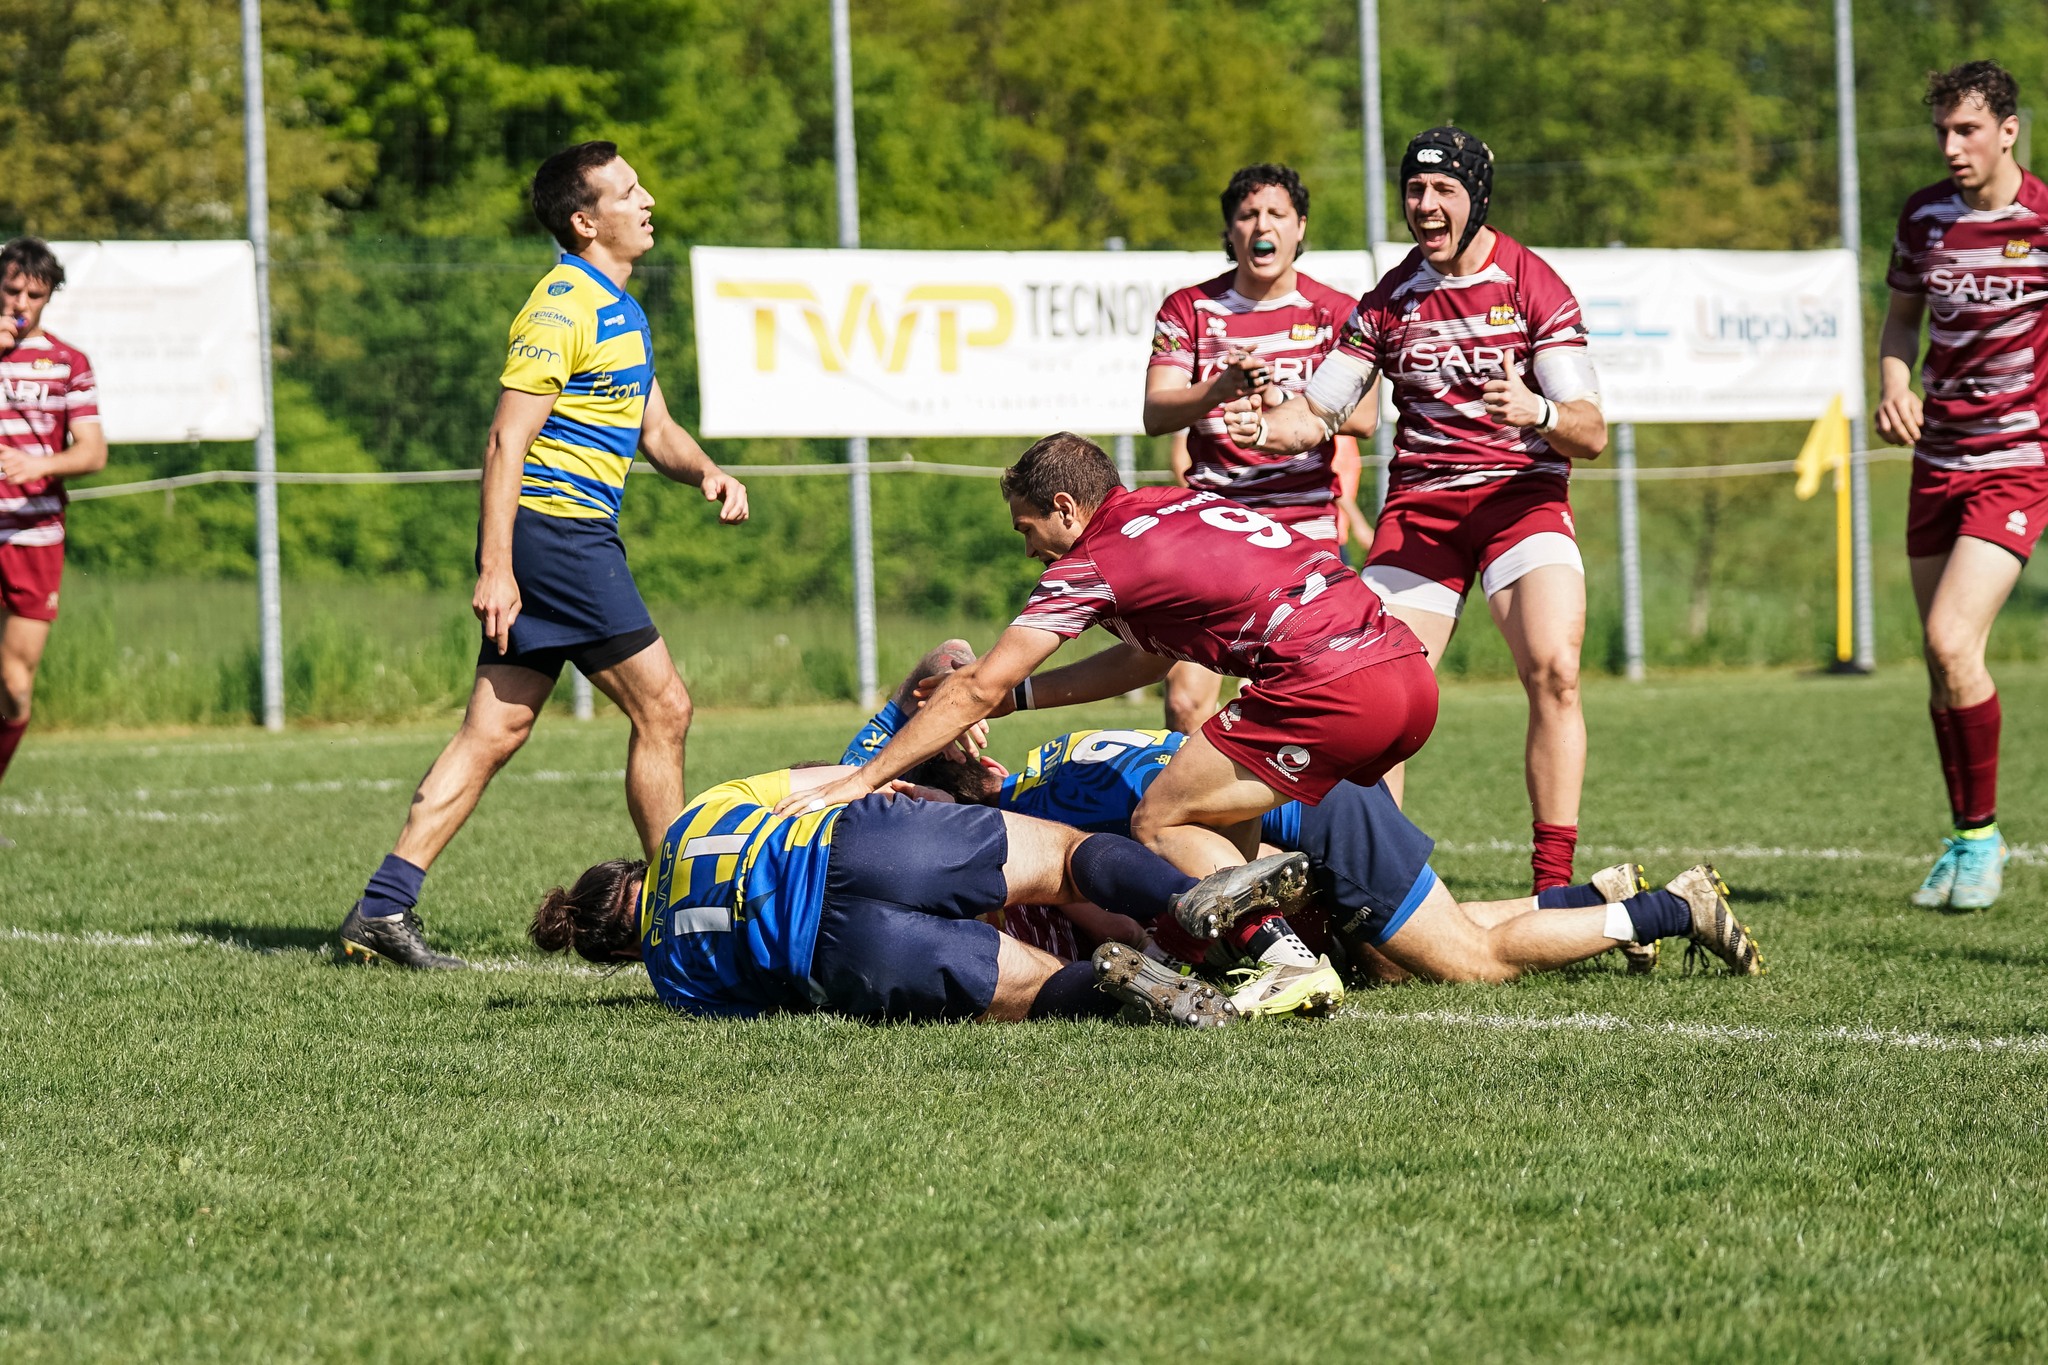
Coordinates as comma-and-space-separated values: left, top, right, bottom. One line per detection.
0, 449, 39, 484
472, 565, 522, 655
883, 778, 955, 803
952, 718, 991, 761
1874, 389, 1922, 446
702, 470, 749, 523
1206, 347, 1270, 405
771, 769, 874, 818
0, 316, 19, 354
1221, 393, 1266, 448
1480, 366, 1544, 428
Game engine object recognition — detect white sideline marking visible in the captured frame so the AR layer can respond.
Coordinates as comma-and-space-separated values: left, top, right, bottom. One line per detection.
0, 767, 627, 818
6, 926, 2044, 1055
1359, 1007, 2048, 1056
0, 926, 608, 977
1435, 837, 2048, 870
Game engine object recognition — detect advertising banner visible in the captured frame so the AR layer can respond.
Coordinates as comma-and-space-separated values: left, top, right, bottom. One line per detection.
39, 241, 265, 443
691, 244, 1862, 436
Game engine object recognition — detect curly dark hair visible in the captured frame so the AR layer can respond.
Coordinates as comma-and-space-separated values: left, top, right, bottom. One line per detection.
531, 857, 645, 963
1220, 164, 1309, 263
0, 237, 65, 290
1925, 60, 2019, 121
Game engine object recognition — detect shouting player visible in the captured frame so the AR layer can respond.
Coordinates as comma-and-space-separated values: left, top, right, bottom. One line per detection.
849, 652, 1763, 983
532, 765, 1320, 1027
777, 433, 1441, 1013
1877, 61, 2046, 912
1229, 126, 1606, 898
338, 142, 749, 968
0, 238, 105, 848
1144, 164, 1378, 733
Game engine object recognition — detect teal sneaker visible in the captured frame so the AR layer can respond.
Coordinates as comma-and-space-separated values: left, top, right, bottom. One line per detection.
1947, 828, 2009, 912
1910, 837, 1963, 909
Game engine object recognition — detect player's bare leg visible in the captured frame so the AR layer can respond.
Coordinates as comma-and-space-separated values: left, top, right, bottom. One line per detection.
979, 934, 1068, 1021
587, 637, 694, 862
1910, 539, 2023, 908
1131, 735, 1339, 1015
0, 613, 53, 847
1163, 661, 1225, 735
1489, 563, 1587, 891
1377, 605, 1457, 806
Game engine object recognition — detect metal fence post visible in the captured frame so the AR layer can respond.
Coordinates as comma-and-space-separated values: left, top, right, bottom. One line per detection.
1105, 237, 1137, 488
1835, 0, 1876, 673
239, 0, 284, 732
832, 0, 879, 711
1616, 422, 1646, 681
1358, 0, 1393, 515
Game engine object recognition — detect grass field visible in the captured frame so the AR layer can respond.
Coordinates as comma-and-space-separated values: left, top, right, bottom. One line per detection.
5, 665, 2048, 1361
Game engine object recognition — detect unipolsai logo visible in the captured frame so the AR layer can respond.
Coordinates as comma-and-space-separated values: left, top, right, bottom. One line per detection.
1694, 294, 1839, 352
715, 280, 1014, 374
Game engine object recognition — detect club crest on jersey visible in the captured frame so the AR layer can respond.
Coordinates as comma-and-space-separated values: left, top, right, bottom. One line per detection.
1488, 304, 1517, 326
2005, 239, 2032, 260
1290, 323, 1318, 341
30, 357, 54, 371
547, 281, 574, 296
1152, 331, 1177, 354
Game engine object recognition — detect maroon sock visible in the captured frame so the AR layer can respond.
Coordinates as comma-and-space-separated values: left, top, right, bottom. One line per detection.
0, 718, 25, 786
1949, 693, 2001, 828
1929, 705, 1965, 824
1151, 917, 1210, 965
1531, 822, 1578, 894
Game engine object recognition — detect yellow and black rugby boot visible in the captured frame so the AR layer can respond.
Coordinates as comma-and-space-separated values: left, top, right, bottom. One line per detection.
338, 901, 468, 970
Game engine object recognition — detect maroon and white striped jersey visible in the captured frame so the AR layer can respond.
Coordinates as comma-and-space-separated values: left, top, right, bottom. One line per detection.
0, 332, 98, 546
1886, 173, 2048, 473
1332, 232, 1587, 490
1010, 485, 1421, 687
1149, 270, 1356, 512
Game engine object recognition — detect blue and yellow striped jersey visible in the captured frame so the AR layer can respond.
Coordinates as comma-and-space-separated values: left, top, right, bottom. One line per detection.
638, 770, 845, 1017
499, 253, 654, 521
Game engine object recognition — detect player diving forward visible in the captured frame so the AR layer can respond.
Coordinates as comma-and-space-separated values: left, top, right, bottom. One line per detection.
847, 656, 1764, 984
779, 432, 1444, 1015
531, 764, 1320, 1027
1876, 60, 2047, 911
1229, 126, 1606, 901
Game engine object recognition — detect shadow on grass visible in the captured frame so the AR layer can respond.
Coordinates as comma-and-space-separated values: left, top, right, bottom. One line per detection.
177, 920, 335, 955
482, 993, 666, 1013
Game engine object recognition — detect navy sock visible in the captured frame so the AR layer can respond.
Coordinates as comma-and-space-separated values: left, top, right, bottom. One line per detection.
1536, 881, 1607, 909
361, 854, 426, 920
1624, 888, 1691, 942
1027, 960, 1120, 1020
1068, 835, 1196, 924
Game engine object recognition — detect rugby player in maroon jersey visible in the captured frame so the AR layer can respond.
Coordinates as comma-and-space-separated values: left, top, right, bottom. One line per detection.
1143, 164, 1378, 734
778, 433, 1443, 1016
0, 238, 106, 848
1228, 127, 1609, 908
1876, 61, 2048, 911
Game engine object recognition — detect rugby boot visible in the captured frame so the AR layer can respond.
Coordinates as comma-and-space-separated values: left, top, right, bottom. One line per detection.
1171, 852, 1313, 941
337, 900, 468, 970
1591, 862, 1657, 974
1219, 954, 1345, 1018
1910, 837, 1964, 909
1947, 827, 2009, 911
1093, 942, 1235, 1028
1669, 865, 1763, 977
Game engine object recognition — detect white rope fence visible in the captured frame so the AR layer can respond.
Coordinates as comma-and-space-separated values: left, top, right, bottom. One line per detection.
67, 447, 1917, 502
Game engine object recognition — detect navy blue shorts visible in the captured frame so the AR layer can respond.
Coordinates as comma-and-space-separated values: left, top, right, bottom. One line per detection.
478, 508, 658, 679
1264, 779, 1437, 944
811, 795, 1008, 1022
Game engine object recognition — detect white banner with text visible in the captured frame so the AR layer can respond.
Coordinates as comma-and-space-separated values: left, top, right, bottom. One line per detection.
690, 244, 1862, 436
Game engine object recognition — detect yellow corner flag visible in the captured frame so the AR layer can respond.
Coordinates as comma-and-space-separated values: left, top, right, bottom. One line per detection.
1793, 394, 1855, 661
1795, 394, 1850, 501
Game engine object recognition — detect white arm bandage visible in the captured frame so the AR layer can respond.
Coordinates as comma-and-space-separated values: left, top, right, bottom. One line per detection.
1532, 348, 1603, 412
1301, 350, 1381, 436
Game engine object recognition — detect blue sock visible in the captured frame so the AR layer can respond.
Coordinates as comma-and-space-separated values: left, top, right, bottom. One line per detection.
360, 854, 426, 920
1537, 881, 1607, 909
1028, 960, 1120, 1020
1069, 835, 1196, 924
1624, 888, 1691, 942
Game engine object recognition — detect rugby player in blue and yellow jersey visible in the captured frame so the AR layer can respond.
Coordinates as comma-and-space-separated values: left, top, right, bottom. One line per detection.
848, 647, 1764, 986
530, 766, 1324, 1026
339, 141, 749, 970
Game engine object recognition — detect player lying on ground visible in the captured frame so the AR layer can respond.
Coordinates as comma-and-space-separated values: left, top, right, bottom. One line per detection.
532, 764, 1323, 1027
846, 657, 1762, 982
1876, 60, 2045, 911
781, 433, 1444, 1017
1226, 126, 1606, 900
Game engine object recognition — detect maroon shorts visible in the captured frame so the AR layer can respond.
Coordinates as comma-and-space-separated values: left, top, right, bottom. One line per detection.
1905, 460, 2048, 562
1362, 473, 1581, 617
0, 539, 63, 621
1202, 652, 1439, 804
